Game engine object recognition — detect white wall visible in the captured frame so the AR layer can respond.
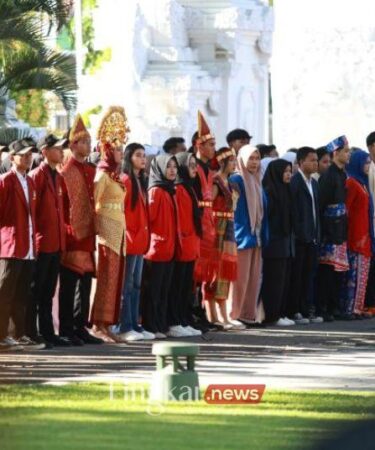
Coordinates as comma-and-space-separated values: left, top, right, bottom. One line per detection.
272, 0, 375, 152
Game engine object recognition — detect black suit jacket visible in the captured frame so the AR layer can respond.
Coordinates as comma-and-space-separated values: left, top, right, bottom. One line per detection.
290, 171, 320, 244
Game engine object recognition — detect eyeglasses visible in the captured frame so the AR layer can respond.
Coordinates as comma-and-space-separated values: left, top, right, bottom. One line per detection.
189, 162, 197, 168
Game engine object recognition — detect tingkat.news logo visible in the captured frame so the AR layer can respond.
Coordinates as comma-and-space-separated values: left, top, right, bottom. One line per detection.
204, 384, 266, 404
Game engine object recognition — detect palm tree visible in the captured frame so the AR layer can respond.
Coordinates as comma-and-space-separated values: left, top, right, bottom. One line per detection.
0, 0, 77, 112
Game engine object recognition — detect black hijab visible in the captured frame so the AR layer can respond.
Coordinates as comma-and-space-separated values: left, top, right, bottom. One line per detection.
148, 154, 177, 195
262, 159, 292, 235
175, 152, 202, 237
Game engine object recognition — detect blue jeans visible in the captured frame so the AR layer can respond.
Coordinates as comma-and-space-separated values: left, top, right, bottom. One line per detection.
119, 255, 144, 333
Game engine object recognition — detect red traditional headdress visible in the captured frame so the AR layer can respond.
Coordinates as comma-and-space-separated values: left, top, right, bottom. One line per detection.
69, 114, 90, 143
197, 110, 214, 144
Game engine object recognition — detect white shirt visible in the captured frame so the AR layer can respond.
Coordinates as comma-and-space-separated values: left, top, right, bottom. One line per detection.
15, 170, 35, 260
298, 169, 316, 227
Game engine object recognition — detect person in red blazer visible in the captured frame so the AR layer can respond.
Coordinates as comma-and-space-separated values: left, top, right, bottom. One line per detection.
168, 152, 202, 337
29, 134, 69, 347
115, 143, 154, 342
142, 154, 179, 338
0, 139, 38, 351
341, 150, 373, 318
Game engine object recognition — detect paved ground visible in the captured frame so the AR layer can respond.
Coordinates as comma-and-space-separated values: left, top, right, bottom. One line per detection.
1, 319, 374, 390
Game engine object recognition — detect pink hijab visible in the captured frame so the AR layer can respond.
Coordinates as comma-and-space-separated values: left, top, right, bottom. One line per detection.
237, 145, 263, 233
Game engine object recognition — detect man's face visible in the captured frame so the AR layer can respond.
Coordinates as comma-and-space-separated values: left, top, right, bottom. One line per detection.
368, 143, 375, 162
198, 138, 216, 160
71, 136, 91, 158
231, 138, 250, 154
318, 154, 331, 174
173, 142, 187, 154
300, 152, 318, 175
336, 145, 351, 165
12, 151, 33, 171
43, 146, 64, 165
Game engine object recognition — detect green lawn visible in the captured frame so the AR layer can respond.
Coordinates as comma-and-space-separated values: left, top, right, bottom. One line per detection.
0, 383, 374, 450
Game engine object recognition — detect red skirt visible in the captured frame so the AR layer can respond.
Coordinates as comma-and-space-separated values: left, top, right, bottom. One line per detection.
90, 244, 125, 326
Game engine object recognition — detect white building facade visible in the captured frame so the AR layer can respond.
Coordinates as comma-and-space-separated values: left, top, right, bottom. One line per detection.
78, 0, 273, 148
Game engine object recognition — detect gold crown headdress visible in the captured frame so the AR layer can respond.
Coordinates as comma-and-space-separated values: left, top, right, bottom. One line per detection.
97, 106, 130, 146
216, 148, 236, 162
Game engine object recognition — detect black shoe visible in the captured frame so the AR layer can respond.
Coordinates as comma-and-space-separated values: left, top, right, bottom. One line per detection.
353, 313, 365, 320
67, 335, 84, 346
339, 313, 355, 321
323, 314, 335, 322
46, 335, 71, 347
34, 335, 54, 350
75, 329, 104, 344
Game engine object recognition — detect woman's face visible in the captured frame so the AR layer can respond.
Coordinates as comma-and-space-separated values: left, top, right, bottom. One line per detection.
318, 154, 331, 174
283, 165, 292, 183
226, 156, 237, 174
113, 145, 123, 164
246, 151, 260, 174
363, 157, 371, 175
165, 158, 177, 181
188, 156, 198, 178
131, 148, 146, 171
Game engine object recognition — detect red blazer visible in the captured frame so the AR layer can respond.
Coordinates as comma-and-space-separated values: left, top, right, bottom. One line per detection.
124, 174, 150, 255
30, 162, 66, 253
145, 187, 179, 262
346, 177, 372, 257
0, 170, 37, 258
175, 184, 200, 262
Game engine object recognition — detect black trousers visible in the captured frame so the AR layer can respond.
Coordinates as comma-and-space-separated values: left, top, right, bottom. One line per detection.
0, 258, 34, 340
316, 264, 343, 316
142, 261, 174, 334
365, 258, 375, 308
288, 242, 318, 317
168, 261, 195, 327
28, 252, 60, 339
261, 257, 292, 323
58, 265, 92, 338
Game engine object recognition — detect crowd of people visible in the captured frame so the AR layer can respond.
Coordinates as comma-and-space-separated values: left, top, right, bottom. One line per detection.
0, 105, 374, 352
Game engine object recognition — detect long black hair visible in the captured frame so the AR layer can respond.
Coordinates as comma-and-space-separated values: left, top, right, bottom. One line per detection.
123, 143, 147, 210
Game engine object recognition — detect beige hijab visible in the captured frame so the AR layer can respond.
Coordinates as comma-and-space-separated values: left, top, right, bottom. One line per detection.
237, 145, 263, 233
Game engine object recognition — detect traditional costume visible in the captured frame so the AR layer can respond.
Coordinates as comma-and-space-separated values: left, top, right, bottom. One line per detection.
89, 107, 128, 332
59, 115, 97, 343
204, 150, 238, 303
193, 111, 218, 304
340, 150, 373, 317
317, 136, 349, 319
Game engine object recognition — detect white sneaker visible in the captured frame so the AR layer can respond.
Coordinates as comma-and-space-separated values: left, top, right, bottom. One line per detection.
230, 320, 246, 330
293, 313, 310, 325
309, 315, 324, 324
140, 330, 156, 340
118, 330, 144, 342
154, 332, 167, 339
275, 318, 291, 326
184, 326, 202, 336
283, 317, 296, 325
167, 326, 190, 337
